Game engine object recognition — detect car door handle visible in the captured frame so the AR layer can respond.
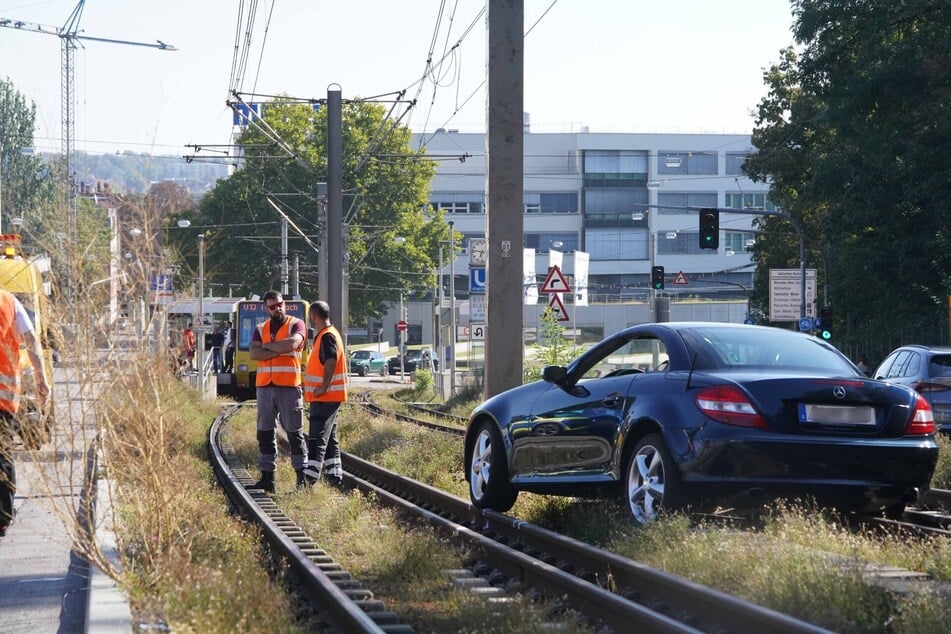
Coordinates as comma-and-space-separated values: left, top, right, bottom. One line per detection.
603, 393, 623, 408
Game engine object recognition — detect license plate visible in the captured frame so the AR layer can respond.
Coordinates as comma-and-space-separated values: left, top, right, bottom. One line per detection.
798, 403, 876, 425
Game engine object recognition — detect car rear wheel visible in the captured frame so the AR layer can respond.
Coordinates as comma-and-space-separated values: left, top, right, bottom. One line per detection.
358, 366, 368, 377
625, 433, 682, 524
468, 421, 517, 512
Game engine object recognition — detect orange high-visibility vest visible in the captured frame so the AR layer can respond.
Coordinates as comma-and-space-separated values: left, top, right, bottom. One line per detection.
0, 291, 22, 414
303, 325, 347, 403
255, 317, 303, 387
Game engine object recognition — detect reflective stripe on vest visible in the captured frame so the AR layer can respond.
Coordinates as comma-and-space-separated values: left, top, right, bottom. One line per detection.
303, 326, 347, 403
255, 317, 303, 387
0, 292, 21, 413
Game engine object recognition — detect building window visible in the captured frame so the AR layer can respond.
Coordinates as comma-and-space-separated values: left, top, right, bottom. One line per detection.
658, 151, 718, 175
430, 193, 484, 214
725, 192, 774, 211
584, 188, 648, 214
583, 150, 648, 177
725, 152, 750, 175
657, 192, 718, 214
524, 192, 579, 214
656, 232, 716, 255
585, 227, 648, 260
724, 231, 757, 252
525, 233, 579, 252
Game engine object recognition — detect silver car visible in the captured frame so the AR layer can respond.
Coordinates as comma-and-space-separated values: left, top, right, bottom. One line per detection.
874, 345, 951, 432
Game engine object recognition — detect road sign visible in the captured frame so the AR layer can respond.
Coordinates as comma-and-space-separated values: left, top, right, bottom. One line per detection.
769, 268, 817, 321
470, 323, 486, 341
672, 271, 689, 285
396, 320, 408, 332
469, 267, 486, 294
799, 317, 812, 331
469, 293, 486, 321
547, 293, 570, 321
540, 265, 571, 294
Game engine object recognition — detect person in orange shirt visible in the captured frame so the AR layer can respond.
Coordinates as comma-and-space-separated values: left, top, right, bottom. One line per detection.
247, 291, 307, 493
301, 300, 347, 487
0, 289, 50, 536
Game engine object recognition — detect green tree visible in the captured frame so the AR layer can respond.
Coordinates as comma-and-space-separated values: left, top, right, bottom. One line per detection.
745, 0, 951, 350
186, 100, 439, 326
524, 309, 583, 382
0, 78, 56, 239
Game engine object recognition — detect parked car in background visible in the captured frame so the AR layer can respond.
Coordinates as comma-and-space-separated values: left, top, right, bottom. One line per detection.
464, 322, 938, 526
349, 350, 387, 376
388, 348, 438, 374
873, 345, 951, 433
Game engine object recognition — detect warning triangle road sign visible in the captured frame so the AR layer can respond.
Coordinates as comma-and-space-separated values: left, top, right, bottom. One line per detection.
540, 265, 571, 294
672, 271, 689, 285
547, 293, 570, 321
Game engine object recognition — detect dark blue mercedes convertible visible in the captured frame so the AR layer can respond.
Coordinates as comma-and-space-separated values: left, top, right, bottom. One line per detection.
464, 322, 939, 524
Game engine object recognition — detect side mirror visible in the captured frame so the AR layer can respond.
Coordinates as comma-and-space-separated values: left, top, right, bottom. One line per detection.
542, 365, 568, 385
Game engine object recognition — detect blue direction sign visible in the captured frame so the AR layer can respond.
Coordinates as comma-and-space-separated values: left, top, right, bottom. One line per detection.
744, 318, 755, 325
469, 267, 486, 294
799, 317, 813, 331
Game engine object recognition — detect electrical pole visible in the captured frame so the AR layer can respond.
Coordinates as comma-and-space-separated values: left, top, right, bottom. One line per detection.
485, 0, 524, 398
326, 87, 345, 339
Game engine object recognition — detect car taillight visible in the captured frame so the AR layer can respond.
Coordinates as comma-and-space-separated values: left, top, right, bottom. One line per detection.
912, 381, 951, 393
906, 394, 935, 435
695, 385, 767, 429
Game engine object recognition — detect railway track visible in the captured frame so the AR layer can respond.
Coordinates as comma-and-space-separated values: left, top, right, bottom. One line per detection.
211, 401, 830, 633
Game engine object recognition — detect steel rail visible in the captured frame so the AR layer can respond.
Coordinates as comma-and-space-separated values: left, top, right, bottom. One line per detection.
342, 452, 831, 634
208, 405, 404, 633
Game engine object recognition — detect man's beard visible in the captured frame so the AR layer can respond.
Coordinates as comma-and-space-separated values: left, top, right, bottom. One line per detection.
270, 313, 285, 330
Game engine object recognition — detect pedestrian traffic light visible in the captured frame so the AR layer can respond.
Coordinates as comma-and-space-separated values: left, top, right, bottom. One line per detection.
699, 208, 719, 249
651, 265, 665, 290
818, 306, 834, 340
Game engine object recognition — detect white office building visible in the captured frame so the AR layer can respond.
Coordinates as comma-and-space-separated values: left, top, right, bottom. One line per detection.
418, 127, 769, 303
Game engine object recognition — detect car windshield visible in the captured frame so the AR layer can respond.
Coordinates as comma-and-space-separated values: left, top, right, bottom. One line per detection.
683, 326, 857, 373
352, 351, 370, 359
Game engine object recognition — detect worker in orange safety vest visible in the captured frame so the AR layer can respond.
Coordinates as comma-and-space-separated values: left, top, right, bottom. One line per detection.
301, 300, 347, 487
1, 289, 50, 536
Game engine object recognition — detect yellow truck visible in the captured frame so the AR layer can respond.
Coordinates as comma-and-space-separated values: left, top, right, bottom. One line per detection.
0, 234, 56, 449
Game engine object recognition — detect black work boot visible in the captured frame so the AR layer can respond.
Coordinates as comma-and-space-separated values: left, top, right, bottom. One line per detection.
249, 471, 275, 493
295, 470, 310, 489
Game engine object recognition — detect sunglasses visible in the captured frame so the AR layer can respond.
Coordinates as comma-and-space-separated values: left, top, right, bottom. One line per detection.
265, 302, 284, 310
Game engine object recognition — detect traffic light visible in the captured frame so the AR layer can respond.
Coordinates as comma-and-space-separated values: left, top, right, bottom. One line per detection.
818, 306, 834, 340
699, 208, 719, 249
651, 265, 665, 290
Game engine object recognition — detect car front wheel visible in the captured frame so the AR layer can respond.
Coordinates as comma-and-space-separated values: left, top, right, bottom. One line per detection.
468, 421, 517, 512
358, 366, 368, 377
625, 433, 682, 524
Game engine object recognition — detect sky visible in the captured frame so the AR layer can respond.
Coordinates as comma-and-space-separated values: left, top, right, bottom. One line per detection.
0, 0, 798, 157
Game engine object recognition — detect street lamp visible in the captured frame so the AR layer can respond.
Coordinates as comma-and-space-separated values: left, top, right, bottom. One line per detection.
447, 221, 456, 395
197, 233, 206, 396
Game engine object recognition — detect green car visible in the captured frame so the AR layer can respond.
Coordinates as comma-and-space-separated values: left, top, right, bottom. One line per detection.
349, 350, 387, 377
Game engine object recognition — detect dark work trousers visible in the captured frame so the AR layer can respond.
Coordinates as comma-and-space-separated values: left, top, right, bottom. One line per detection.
1, 411, 16, 528
304, 401, 343, 481
255, 385, 306, 472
